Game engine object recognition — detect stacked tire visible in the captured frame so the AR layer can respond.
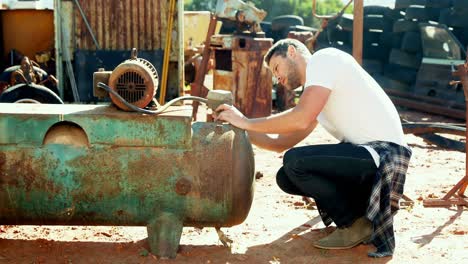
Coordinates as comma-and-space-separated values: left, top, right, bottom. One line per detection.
315, 14, 353, 54
271, 15, 304, 42
362, 5, 401, 80
377, 0, 468, 94
376, 0, 432, 92
439, 0, 468, 50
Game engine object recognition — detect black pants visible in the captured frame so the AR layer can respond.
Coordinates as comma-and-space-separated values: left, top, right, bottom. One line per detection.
276, 143, 378, 227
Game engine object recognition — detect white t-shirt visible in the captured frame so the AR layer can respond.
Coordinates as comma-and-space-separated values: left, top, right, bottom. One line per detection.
304, 48, 406, 167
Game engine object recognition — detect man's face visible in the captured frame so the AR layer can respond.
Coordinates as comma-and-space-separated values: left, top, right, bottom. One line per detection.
269, 53, 302, 90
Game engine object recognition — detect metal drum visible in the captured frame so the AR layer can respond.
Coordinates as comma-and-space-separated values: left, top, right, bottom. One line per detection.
0, 103, 255, 258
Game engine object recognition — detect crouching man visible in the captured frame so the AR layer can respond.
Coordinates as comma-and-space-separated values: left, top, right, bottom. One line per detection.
214, 39, 411, 257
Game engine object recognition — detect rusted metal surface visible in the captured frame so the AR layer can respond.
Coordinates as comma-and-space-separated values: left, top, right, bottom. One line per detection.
74, 0, 179, 60
108, 49, 159, 111
211, 35, 272, 118
389, 96, 466, 120
384, 88, 466, 120
191, 14, 217, 120
0, 103, 255, 258
287, 31, 314, 45
385, 88, 466, 111
1, 9, 54, 59
215, 0, 266, 25
402, 123, 465, 137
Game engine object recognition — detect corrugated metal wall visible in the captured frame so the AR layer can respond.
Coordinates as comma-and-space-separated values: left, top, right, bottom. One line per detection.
68, 0, 183, 100
74, 0, 177, 55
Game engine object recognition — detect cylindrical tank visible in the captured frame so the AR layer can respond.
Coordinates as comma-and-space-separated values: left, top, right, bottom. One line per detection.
0, 103, 255, 258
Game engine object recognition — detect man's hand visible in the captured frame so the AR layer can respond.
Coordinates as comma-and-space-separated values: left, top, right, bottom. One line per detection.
213, 104, 249, 129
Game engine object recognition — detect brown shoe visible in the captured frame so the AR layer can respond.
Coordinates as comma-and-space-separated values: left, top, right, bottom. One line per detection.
313, 217, 373, 250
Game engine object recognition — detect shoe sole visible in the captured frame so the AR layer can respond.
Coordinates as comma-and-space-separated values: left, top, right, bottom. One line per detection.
312, 235, 372, 250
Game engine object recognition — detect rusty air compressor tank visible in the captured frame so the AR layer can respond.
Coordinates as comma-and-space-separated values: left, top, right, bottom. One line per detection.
0, 51, 255, 259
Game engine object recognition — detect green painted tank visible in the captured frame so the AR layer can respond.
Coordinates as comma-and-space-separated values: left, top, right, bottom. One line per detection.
0, 103, 255, 258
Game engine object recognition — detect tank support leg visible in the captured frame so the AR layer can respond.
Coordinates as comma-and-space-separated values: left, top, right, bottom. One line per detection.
146, 212, 183, 258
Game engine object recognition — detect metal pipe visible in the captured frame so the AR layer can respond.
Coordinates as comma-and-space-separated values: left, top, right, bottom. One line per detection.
191, 14, 218, 120
98, 82, 207, 115
311, 0, 353, 20
54, 0, 64, 99
460, 62, 468, 196
73, 0, 101, 49
159, 0, 177, 105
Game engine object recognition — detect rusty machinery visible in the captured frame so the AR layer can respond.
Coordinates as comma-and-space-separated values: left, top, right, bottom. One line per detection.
0, 55, 61, 103
0, 49, 254, 258
93, 48, 160, 111
94, 48, 233, 113
189, 0, 273, 119
210, 0, 273, 118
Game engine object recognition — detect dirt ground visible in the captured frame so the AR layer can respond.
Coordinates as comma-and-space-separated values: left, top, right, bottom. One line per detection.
1, 109, 467, 264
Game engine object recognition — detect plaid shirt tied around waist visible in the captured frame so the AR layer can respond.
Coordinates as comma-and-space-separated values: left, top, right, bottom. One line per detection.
362, 141, 412, 257
318, 141, 412, 258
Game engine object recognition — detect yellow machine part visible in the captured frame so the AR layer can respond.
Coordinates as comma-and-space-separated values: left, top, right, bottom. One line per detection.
1, 9, 54, 59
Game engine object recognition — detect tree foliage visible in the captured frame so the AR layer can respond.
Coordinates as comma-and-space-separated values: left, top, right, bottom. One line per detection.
184, 0, 353, 28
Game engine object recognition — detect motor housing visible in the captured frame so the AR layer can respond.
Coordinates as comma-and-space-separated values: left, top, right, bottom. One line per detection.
94, 48, 159, 111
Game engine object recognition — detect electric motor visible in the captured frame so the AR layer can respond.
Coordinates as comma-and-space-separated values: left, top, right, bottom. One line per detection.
108, 48, 159, 111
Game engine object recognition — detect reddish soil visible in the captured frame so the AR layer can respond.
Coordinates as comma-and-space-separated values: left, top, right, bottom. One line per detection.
1, 109, 467, 264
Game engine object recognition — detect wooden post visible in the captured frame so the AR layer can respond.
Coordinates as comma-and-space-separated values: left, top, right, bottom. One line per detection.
352, 0, 363, 65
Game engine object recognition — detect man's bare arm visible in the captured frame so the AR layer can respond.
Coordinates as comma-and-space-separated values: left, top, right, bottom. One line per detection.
215, 86, 330, 134
248, 120, 318, 152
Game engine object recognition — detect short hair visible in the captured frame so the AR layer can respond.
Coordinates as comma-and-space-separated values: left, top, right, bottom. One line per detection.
263, 38, 311, 68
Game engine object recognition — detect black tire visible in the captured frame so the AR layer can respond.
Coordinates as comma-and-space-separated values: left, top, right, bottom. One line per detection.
364, 6, 391, 16
363, 59, 384, 75
329, 28, 352, 43
364, 30, 383, 44
393, 19, 419, 33
438, 8, 451, 25
271, 15, 303, 31
363, 43, 389, 61
401, 31, 422, 53
404, 5, 429, 21
0, 83, 63, 104
260, 21, 272, 38
386, 9, 405, 20
0, 65, 58, 95
364, 15, 393, 31
452, 27, 468, 47
426, 0, 452, 8
271, 15, 303, 41
447, 10, 468, 28
337, 14, 354, 32
289, 25, 317, 33
389, 49, 421, 69
380, 32, 404, 49
0, 65, 48, 83
425, 7, 443, 22
383, 64, 418, 84
395, 0, 427, 9
316, 29, 331, 45
331, 42, 352, 54
374, 74, 412, 91
453, 0, 468, 10
218, 18, 237, 34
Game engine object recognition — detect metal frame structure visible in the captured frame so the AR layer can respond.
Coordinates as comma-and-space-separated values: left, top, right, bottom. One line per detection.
424, 58, 468, 207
